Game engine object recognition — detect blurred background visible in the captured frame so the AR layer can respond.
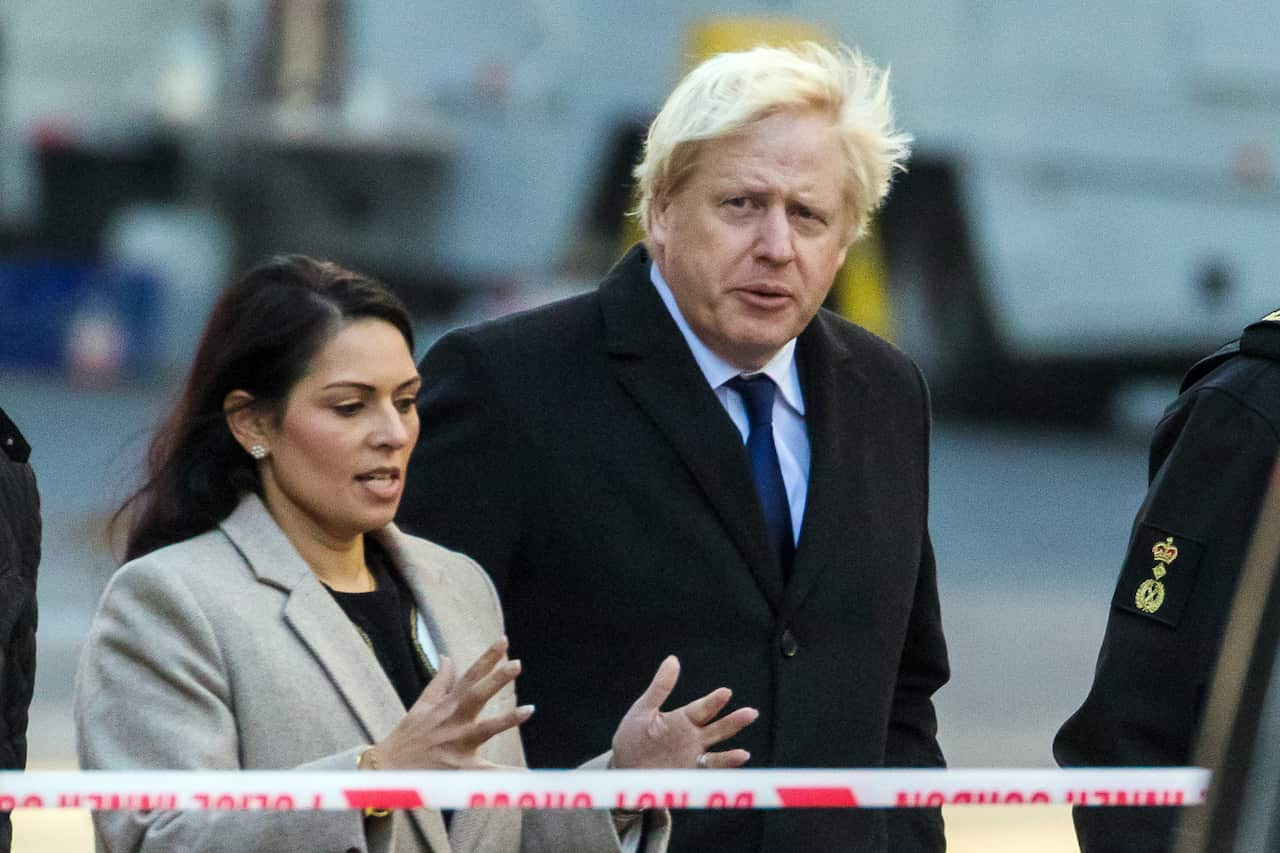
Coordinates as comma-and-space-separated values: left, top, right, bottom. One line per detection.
3, 1, 1278, 849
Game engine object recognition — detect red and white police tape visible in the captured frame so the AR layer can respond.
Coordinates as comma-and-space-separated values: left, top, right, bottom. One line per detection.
0, 767, 1209, 811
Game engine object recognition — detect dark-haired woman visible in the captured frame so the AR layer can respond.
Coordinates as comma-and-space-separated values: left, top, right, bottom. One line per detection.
74, 256, 757, 853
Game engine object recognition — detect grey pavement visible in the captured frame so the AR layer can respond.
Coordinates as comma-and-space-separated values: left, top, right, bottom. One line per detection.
930, 421, 1152, 766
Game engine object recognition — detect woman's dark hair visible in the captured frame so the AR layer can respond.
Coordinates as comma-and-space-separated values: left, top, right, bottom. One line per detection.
117, 255, 414, 561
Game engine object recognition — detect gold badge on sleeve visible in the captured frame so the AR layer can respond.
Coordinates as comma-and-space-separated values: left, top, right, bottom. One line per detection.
1135, 537, 1178, 614
1114, 526, 1202, 627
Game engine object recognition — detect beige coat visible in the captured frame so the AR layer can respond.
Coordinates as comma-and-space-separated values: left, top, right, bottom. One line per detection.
75, 494, 668, 852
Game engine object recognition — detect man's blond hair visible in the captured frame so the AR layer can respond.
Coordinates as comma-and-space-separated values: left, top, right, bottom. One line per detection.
633, 42, 911, 243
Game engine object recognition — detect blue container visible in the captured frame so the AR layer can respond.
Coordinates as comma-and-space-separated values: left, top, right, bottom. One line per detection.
0, 257, 159, 374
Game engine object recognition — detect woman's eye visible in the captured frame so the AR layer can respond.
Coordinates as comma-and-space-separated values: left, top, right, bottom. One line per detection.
395, 397, 416, 414
334, 402, 362, 416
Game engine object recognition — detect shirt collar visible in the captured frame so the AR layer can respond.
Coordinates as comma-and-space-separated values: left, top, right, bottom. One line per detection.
649, 262, 805, 415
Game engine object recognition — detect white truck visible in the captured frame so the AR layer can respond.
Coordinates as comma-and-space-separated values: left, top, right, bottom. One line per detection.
6, 1, 1278, 415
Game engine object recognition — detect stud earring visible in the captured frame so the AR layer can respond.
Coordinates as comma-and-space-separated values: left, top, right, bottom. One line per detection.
249, 444, 268, 460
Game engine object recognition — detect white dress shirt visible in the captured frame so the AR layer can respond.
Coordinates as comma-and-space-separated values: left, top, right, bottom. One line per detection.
649, 263, 809, 543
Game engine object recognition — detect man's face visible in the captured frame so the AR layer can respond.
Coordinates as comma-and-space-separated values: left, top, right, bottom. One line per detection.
648, 109, 852, 370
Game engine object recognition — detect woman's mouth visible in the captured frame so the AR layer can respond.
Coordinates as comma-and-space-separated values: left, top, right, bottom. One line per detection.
354, 468, 402, 500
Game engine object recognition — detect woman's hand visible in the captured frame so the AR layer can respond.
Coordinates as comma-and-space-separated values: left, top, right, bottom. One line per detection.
610, 655, 758, 769
372, 637, 534, 770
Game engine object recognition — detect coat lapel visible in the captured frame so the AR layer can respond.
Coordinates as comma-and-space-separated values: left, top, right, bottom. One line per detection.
600, 246, 784, 609
220, 496, 404, 738
377, 525, 491, 676
784, 312, 874, 615
381, 526, 526, 851
219, 497, 450, 850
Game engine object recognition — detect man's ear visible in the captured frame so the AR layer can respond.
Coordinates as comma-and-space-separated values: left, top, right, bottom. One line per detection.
834, 242, 850, 271
224, 390, 269, 456
648, 193, 672, 249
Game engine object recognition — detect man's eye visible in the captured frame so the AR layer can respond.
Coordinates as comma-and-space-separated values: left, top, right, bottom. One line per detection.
724, 197, 751, 208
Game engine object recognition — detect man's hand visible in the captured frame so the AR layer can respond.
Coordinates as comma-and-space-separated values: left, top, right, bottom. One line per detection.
610, 655, 758, 769
374, 637, 534, 770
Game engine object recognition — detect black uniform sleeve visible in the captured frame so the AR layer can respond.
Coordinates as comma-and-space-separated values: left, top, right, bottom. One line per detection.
397, 328, 523, 597
0, 409, 40, 853
1055, 383, 1280, 853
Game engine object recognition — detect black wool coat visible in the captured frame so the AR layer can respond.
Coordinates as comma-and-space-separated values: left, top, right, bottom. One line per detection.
399, 246, 950, 853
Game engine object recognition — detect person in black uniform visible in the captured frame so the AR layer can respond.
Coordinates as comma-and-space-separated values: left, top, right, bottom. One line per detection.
0, 405, 39, 853
1055, 310, 1280, 853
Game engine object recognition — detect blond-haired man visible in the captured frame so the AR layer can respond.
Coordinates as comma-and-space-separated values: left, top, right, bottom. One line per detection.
400, 43, 949, 852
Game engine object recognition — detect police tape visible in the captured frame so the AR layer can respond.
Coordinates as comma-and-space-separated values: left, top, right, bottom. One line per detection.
0, 767, 1210, 811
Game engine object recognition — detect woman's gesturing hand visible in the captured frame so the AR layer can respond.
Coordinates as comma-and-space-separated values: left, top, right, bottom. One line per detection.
610, 655, 759, 770
373, 636, 534, 770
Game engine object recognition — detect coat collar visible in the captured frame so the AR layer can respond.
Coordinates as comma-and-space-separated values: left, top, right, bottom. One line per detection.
0, 406, 31, 463
377, 523, 493, 677
600, 246, 783, 607
785, 312, 874, 614
599, 246, 872, 612
218, 494, 449, 848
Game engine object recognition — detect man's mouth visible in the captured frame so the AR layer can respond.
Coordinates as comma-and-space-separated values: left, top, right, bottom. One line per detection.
739, 286, 791, 305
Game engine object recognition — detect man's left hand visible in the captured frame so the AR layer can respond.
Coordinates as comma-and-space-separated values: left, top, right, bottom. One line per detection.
610, 655, 758, 769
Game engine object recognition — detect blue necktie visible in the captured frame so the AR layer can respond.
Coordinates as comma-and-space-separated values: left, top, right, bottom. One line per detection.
727, 374, 795, 579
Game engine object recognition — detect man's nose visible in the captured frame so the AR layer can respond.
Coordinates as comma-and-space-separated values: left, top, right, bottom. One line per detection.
756, 207, 796, 263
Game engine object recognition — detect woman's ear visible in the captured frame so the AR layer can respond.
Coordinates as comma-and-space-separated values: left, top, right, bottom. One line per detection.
224, 390, 269, 458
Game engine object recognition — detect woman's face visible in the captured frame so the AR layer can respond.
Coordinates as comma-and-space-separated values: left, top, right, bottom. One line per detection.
258, 318, 420, 545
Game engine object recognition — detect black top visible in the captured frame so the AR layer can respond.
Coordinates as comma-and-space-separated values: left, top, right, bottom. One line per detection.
326, 540, 431, 710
